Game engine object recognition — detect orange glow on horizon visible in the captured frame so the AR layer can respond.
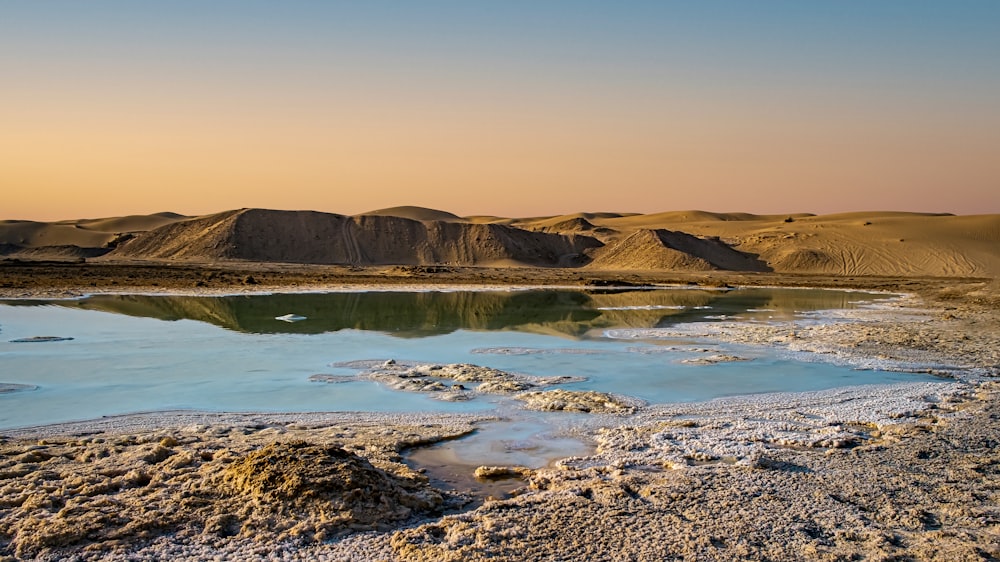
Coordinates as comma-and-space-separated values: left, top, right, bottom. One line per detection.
4, 3, 998, 221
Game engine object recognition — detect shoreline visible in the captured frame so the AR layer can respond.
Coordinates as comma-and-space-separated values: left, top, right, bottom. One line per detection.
1, 267, 998, 560
0, 280, 907, 302
0, 410, 497, 440
2, 259, 992, 299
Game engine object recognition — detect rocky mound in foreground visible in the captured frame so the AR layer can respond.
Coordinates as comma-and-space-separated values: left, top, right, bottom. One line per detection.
111, 208, 602, 267
219, 441, 442, 537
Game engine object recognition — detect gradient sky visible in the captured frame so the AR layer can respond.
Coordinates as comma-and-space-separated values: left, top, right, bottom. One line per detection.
3, 1, 999, 220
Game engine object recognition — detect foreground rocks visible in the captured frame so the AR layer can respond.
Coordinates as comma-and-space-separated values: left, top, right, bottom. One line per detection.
333, 361, 617, 410
351, 361, 642, 413
512, 389, 642, 414
0, 415, 480, 559
390, 383, 1000, 561
219, 441, 443, 538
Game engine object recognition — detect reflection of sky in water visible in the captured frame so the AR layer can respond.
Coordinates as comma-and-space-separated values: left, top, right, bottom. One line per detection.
0, 289, 941, 429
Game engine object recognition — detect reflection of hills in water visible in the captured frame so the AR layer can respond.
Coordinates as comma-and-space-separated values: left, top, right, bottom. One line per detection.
47, 291, 601, 338
8, 289, 881, 338
641, 288, 867, 326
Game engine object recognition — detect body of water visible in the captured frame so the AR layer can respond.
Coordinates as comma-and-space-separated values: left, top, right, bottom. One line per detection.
0, 288, 938, 432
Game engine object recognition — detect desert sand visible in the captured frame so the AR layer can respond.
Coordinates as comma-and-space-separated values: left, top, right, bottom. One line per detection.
1, 207, 999, 561
2, 207, 998, 277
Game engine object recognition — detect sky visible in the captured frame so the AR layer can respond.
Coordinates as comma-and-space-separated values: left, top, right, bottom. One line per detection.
3, 1, 999, 220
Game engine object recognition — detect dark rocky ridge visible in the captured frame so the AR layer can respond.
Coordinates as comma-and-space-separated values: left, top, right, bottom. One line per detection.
111, 209, 605, 267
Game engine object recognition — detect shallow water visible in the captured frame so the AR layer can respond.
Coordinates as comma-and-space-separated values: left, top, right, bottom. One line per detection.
0, 288, 940, 446
406, 413, 597, 498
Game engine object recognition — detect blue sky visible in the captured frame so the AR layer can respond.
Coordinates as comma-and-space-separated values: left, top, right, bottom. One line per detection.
3, 1, 998, 218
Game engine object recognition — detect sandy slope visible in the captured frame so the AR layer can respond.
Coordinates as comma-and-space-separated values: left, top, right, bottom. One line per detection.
360, 206, 467, 222
2, 208, 998, 277
110, 209, 600, 267
583, 211, 1000, 276
0, 212, 187, 259
587, 229, 771, 271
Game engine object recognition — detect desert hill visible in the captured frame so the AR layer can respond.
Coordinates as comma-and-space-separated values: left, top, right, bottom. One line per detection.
588, 229, 770, 272
0, 212, 188, 259
0, 220, 116, 249
2, 208, 998, 277
359, 206, 466, 223
66, 212, 185, 233
539, 211, 996, 277
110, 208, 601, 267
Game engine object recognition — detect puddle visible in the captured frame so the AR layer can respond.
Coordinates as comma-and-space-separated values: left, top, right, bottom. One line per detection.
406, 416, 595, 500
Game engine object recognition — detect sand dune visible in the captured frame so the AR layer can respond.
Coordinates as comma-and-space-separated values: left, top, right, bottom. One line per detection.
588, 229, 770, 272
0, 221, 114, 249
508, 212, 632, 231
111, 208, 601, 267
528, 216, 600, 236
725, 213, 1000, 277
358, 206, 466, 223
3, 208, 998, 277
69, 212, 186, 233
0, 212, 188, 259
0, 245, 111, 260
596, 210, 814, 227
463, 215, 511, 224
588, 229, 714, 271
579, 211, 1000, 277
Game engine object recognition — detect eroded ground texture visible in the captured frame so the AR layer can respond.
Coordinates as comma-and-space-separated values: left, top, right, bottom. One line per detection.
1, 278, 998, 561
391, 384, 1000, 561
0, 414, 483, 561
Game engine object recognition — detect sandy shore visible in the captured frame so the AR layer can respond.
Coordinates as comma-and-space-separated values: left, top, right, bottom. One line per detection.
1, 268, 998, 560
1, 259, 992, 298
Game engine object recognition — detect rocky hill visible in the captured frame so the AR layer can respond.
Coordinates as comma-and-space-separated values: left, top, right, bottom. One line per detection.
111, 208, 602, 267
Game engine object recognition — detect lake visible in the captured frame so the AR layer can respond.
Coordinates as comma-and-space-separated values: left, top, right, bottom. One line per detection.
0, 287, 940, 433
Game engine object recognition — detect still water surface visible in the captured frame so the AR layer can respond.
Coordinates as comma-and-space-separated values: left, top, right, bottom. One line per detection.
0, 288, 938, 432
